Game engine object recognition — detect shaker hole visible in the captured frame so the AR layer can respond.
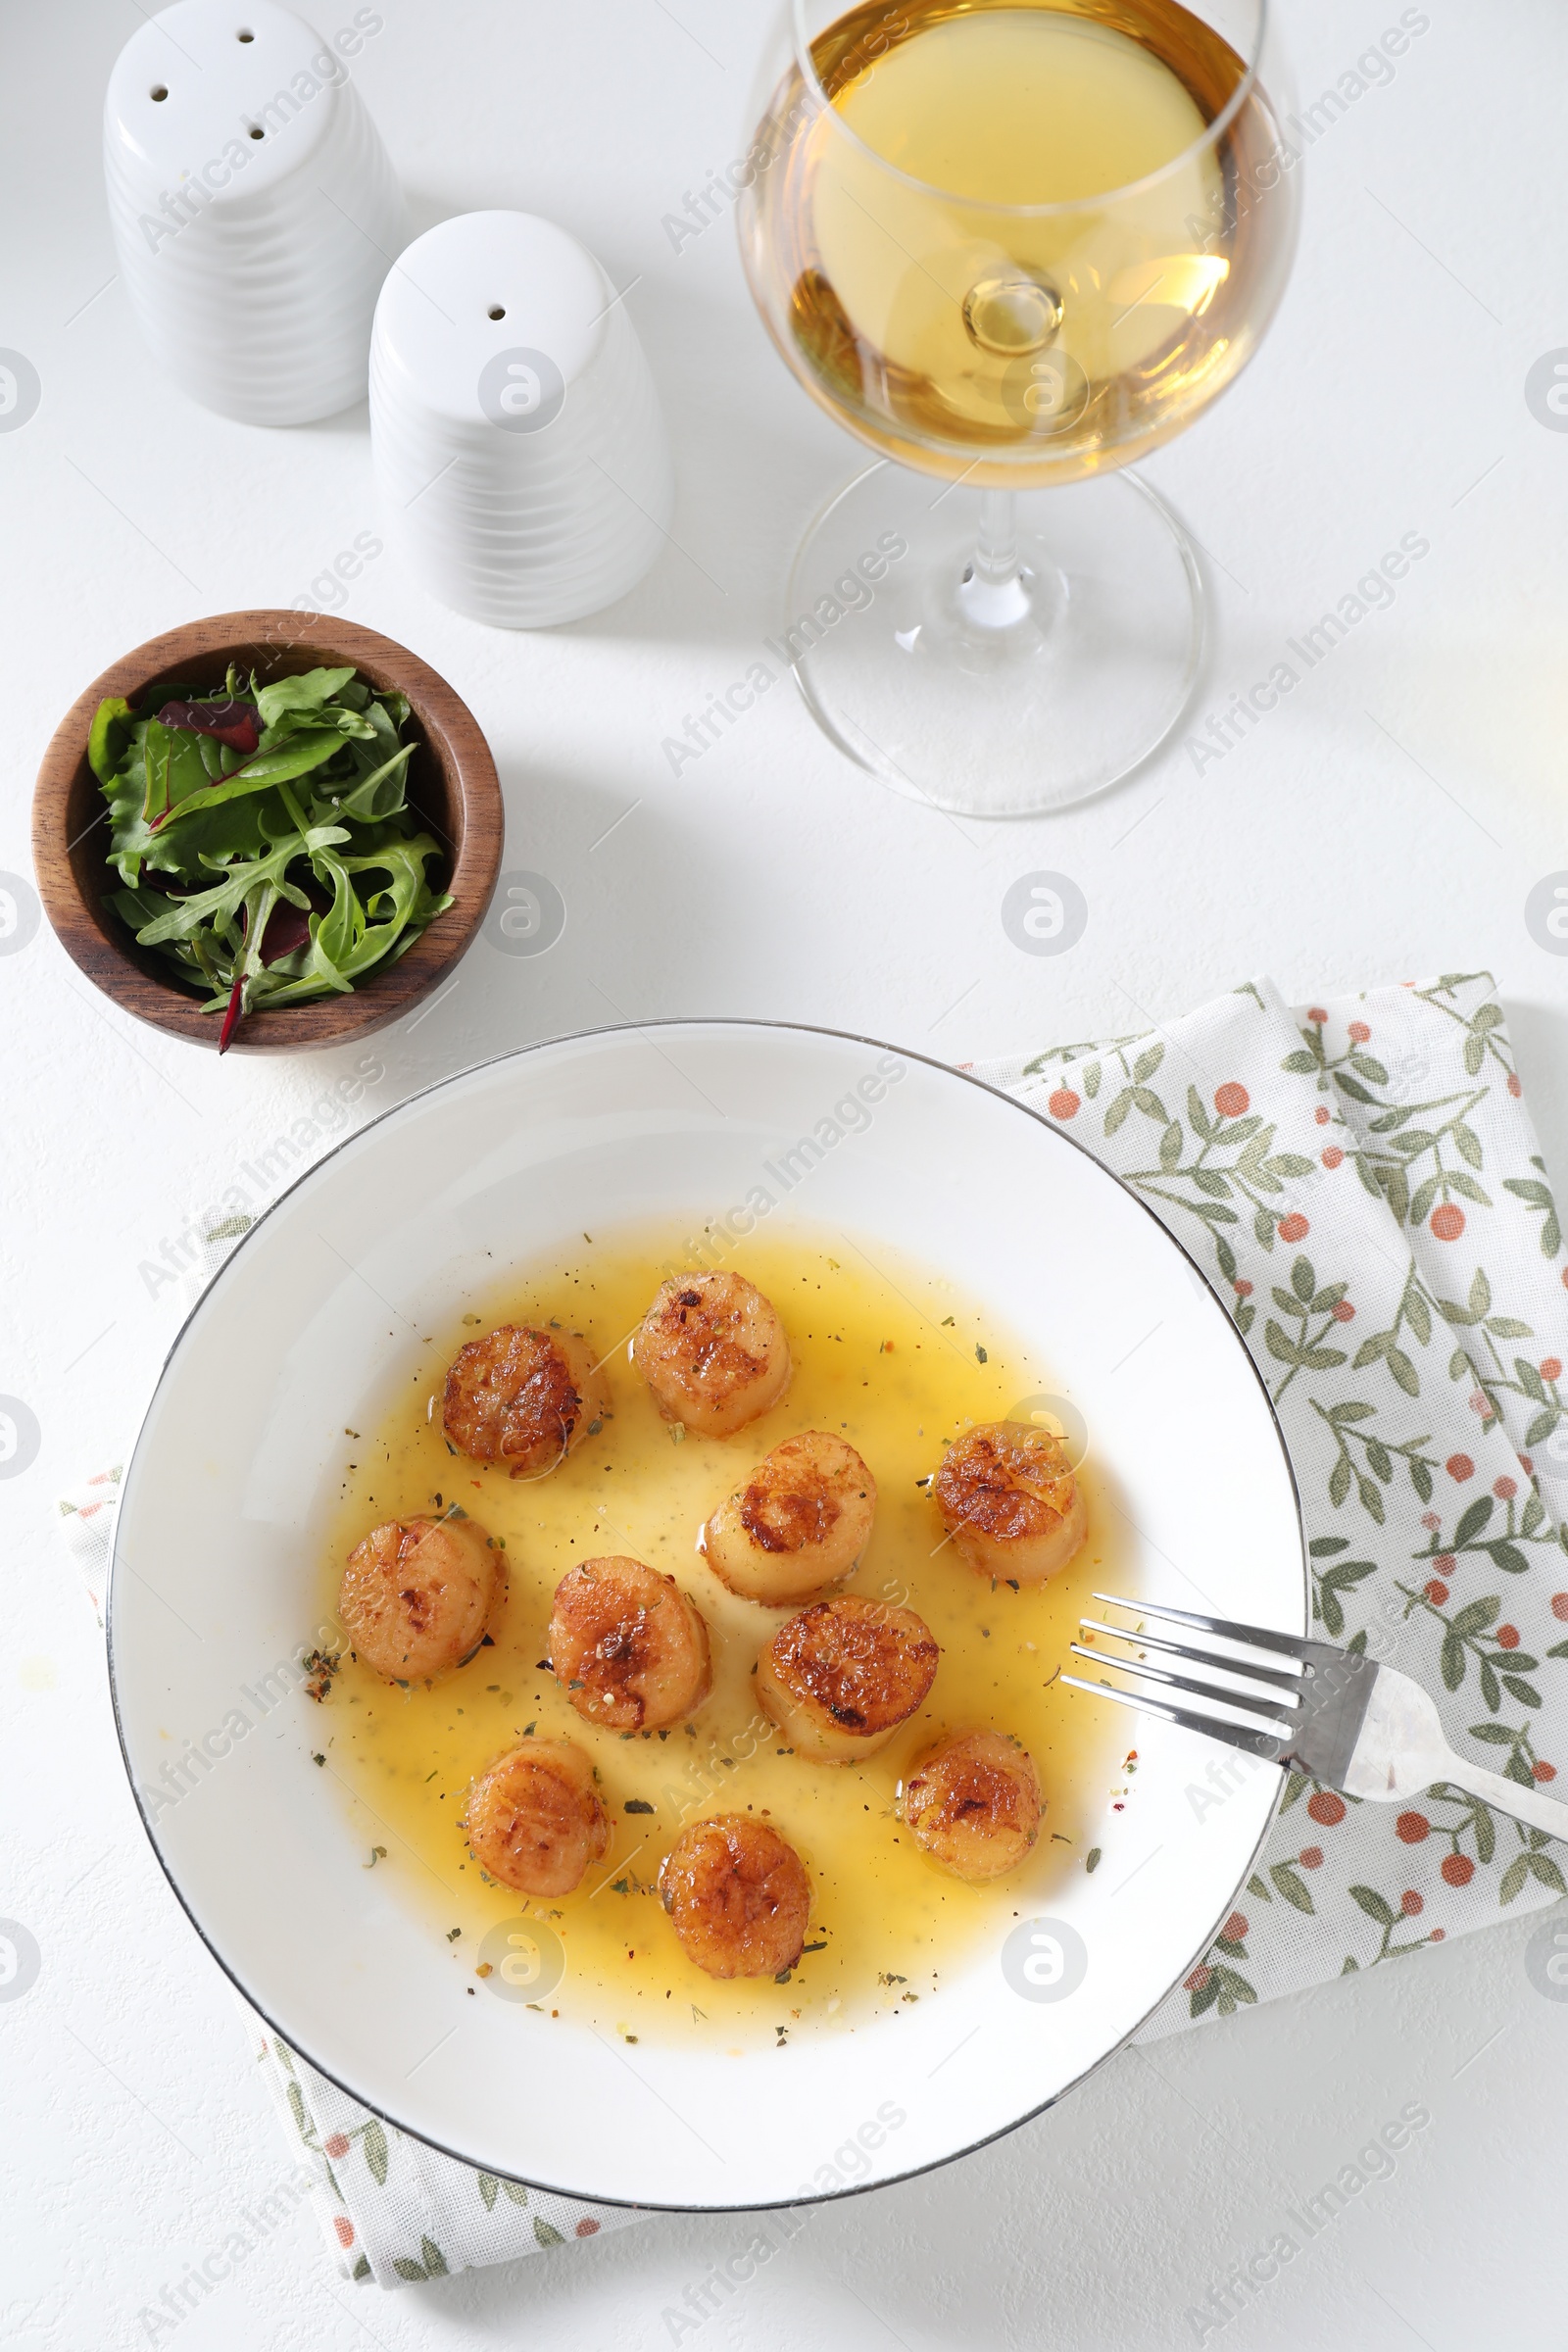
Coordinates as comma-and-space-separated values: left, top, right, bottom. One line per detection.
150, 83, 169, 100
488, 306, 506, 319
248, 123, 265, 139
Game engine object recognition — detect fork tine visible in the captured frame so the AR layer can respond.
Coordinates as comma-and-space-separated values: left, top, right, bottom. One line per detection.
1060, 1674, 1289, 1761
1078, 1616, 1306, 1694
1093, 1592, 1333, 1665
1067, 1643, 1298, 1729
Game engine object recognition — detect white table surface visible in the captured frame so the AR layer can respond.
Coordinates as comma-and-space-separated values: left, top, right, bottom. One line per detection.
5, 0, 1568, 2343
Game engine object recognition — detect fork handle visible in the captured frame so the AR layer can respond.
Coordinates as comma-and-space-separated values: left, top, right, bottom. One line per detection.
1437, 1754, 1568, 1843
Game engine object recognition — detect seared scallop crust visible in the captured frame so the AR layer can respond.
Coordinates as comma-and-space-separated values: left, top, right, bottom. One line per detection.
933, 1420, 1086, 1582
465, 1740, 611, 1897
901, 1730, 1042, 1883
704, 1432, 876, 1604
549, 1555, 712, 1732
631, 1272, 791, 1438
660, 1813, 811, 1979
443, 1323, 607, 1477
338, 1513, 498, 1682
757, 1594, 939, 1761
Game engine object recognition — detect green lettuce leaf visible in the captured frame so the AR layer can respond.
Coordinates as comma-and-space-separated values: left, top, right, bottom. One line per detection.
253, 666, 356, 728
140, 718, 213, 824
149, 731, 350, 831
91, 659, 452, 1038
88, 697, 136, 786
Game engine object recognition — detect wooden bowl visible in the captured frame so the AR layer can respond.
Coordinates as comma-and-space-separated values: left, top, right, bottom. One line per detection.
31, 611, 504, 1053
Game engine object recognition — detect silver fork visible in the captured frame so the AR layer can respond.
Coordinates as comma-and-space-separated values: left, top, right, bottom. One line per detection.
1062, 1592, 1568, 1839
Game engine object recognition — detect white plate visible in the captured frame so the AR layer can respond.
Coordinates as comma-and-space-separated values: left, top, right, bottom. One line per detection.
109, 1022, 1303, 2209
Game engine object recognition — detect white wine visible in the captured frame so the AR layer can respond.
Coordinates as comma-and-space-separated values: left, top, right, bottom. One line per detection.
742, 0, 1291, 484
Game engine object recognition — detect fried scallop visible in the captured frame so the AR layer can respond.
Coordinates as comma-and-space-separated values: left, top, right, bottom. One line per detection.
933, 1420, 1087, 1582
703, 1433, 877, 1605
660, 1813, 811, 1979
756, 1594, 939, 1762
443, 1323, 608, 1478
338, 1512, 498, 1683
549, 1555, 711, 1732
631, 1272, 791, 1437
900, 1730, 1042, 1884
465, 1740, 610, 1897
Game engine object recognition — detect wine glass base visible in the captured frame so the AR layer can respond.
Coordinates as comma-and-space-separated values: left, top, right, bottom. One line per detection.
782, 461, 1204, 818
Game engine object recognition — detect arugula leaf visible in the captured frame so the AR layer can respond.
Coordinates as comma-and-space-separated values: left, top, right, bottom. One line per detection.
253, 665, 357, 728
129, 831, 327, 948
328, 744, 414, 823
263, 834, 450, 1002
258, 702, 378, 750
308, 852, 362, 981
110, 882, 179, 935
364, 698, 401, 751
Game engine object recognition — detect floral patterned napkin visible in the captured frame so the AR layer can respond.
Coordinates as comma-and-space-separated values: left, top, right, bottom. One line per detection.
972, 969, 1568, 2035
60, 1463, 644, 2283
62, 970, 1568, 2283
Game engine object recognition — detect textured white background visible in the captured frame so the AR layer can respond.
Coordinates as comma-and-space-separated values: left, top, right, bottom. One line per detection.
4, 0, 1568, 2344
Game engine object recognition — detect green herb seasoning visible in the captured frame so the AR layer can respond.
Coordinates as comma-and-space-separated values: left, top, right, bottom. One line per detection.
89, 662, 452, 1050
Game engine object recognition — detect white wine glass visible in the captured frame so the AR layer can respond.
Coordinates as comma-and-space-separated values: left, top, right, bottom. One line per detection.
737, 0, 1300, 816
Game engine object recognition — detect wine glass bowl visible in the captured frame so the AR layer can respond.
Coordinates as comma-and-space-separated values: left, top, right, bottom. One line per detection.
737, 0, 1299, 813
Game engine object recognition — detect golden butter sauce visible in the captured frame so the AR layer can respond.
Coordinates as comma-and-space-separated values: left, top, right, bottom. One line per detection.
317, 1224, 1131, 2048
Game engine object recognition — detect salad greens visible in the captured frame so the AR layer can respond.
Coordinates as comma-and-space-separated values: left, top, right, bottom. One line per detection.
89, 662, 452, 1050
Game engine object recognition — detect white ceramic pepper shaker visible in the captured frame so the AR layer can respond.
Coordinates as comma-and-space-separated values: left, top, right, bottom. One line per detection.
369, 209, 674, 627
104, 0, 408, 425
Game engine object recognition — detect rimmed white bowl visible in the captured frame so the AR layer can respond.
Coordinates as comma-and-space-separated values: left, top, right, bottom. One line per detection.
109, 1022, 1303, 2209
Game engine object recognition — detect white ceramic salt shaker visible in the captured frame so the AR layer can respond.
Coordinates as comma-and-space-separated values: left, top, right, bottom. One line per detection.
369, 210, 674, 627
104, 0, 408, 425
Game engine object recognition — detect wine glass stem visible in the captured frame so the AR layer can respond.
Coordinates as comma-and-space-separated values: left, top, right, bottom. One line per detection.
959, 487, 1031, 631
973, 488, 1020, 590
